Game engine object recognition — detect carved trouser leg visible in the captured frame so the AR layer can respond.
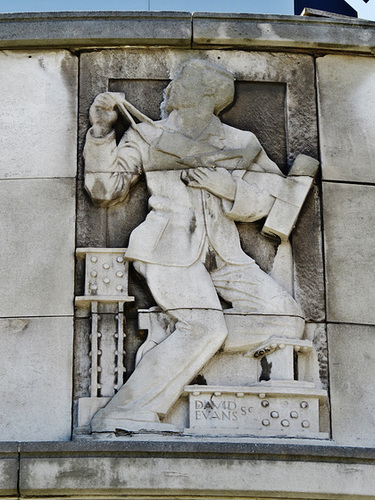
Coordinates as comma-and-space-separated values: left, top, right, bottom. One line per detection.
91, 254, 302, 433
91, 307, 228, 432
91, 258, 228, 432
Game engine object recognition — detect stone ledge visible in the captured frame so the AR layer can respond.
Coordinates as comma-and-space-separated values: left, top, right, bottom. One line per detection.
18, 442, 375, 498
192, 12, 375, 54
0, 11, 192, 48
0, 444, 19, 497
18, 440, 375, 460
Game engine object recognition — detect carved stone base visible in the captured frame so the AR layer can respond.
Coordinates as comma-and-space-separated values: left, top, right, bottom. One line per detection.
184, 384, 328, 439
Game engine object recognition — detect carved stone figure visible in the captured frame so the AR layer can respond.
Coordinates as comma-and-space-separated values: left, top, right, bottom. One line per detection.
83, 59, 319, 434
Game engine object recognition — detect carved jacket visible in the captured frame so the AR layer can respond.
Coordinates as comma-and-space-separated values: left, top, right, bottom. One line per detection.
84, 114, 284, 267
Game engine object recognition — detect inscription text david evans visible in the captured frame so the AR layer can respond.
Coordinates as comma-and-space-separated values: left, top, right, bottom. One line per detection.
194, 399, 254, 422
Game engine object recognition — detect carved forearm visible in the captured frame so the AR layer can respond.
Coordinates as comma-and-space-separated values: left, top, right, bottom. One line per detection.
83, 128, 141, 207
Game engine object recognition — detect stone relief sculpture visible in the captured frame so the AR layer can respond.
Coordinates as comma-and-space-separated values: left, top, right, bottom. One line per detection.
79, 59, 326, 438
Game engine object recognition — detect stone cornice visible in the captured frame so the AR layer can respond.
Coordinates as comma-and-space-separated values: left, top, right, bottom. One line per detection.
0, 11, 374, 54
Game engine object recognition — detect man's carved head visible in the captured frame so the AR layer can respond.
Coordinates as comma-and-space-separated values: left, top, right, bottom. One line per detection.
161, 59, 235, 117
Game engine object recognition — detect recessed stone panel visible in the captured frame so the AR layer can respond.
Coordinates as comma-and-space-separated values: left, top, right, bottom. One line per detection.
0, 317, 73, 441
328, 323, 375, 446
0, 178, 76, 317
323, 182, 375, 324
317, 55, 375, 183
0, 50, 77, 179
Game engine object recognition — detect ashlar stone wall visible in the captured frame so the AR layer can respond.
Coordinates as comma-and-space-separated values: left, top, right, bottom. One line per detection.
0, 50, 77, 441
0, 11, 375, 500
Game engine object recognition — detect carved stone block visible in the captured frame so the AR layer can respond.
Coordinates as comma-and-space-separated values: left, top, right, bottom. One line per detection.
329, 323, 375, 446
317, 54, 375, 183
323, 182, 375, 324
77, 53, 326, 439
0, 50, 77, 180
185, 385, 328, 438
0, 178, 76, 317
0, 317, 73, 441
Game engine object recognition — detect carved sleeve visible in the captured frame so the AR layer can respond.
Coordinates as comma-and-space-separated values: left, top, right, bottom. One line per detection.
83, 128, 143, 208
223, 155, 286, 223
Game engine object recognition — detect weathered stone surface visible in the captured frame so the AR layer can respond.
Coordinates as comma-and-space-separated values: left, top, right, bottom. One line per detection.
0, 12, 192, 49
293, 184, 325, 322
323, 182, 375, 324
303, 323, 330, 434
317, 55, 375, 183
328, 323, 375, 447
0, 50, 77, 180
0, 178, 75, 317
193, 13, 375, 54
0, 317, 73, 441
19, 441, 375, 498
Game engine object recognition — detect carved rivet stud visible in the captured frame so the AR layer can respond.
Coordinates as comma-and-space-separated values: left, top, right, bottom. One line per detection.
90, 271, 98, 277
302, 420, 310, 428
262, 419, 270, 427
290, 411, 299, 419
214, 392, 221, 396
281, 419, 290, 427
279, 343, 285, 349
103, 263, 110, 270
103, 278, 110, 284
237, 393, 244, 397
193, 391, 200, 396
91, 284, 98, 291
90, 256, 98, 263
116, 271, 124, 277
300, 401, 309, 409
259, 393, 266, 399
261, 400, 269, 408
294, 346, 301, 352
117, 256, 124, 263
270, 411, 279, 419
270, 343, 277, 349
116, 285, 123, 292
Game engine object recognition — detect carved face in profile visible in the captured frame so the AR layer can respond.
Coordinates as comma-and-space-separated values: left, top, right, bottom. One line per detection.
162, 59, 235, 117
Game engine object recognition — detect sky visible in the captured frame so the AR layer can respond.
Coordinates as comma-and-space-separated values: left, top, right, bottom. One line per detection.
0, 0, 374, 20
